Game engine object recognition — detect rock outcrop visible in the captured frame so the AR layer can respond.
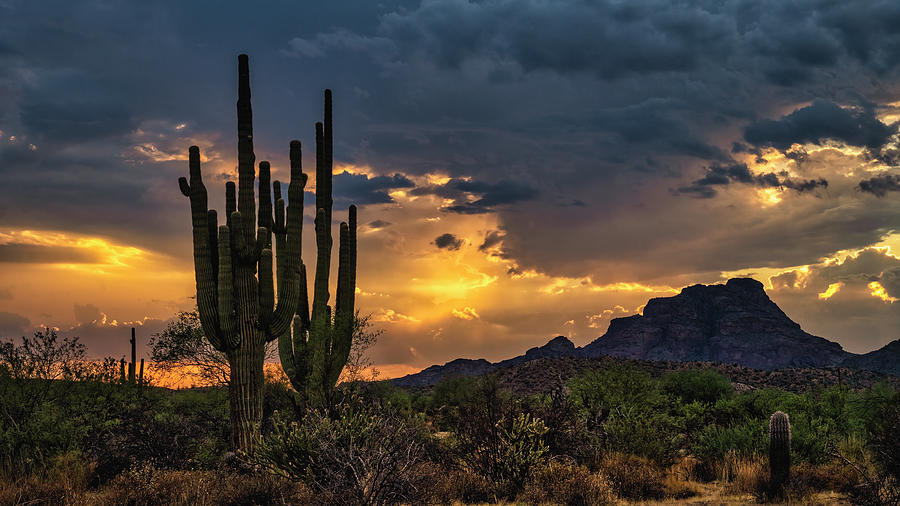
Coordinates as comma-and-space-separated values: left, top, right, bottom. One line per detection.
580, 278, 850, 369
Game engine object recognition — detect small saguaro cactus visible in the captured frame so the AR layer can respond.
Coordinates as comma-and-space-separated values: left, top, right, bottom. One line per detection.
277, 89, 358, 409
119, 327, 144, 387
769, 411, 791, 491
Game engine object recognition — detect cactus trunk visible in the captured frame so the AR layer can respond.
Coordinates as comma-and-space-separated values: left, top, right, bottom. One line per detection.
226, 326, 266, 450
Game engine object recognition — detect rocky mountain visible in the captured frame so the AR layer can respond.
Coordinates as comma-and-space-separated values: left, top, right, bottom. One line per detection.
842, 339, 900, 375
392, 278, 892, 388
581, 278, 849, 369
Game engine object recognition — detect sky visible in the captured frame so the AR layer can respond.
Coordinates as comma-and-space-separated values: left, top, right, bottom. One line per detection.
0, 0, 898, 377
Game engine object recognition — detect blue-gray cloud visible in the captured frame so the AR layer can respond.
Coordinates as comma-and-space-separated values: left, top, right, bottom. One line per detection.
675, 162, 828, 198
433, 233, 462, 250
858, 173, 900, 197
744, 100, 896, 151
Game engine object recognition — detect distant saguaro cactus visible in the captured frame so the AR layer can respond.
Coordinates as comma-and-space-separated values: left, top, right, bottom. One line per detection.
277, 90, 358, 408
179, 55, 357, 449
120, 327, 143, 387
769, 411, 791, 491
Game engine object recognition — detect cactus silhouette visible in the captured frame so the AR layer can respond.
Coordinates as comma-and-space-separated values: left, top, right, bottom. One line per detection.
179, 55, 356, 449
278, 89, 357, 408
120, 327, 142, 387
768, 411, 791, 492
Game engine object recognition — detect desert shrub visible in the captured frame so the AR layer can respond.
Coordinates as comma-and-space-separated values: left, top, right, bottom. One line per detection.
85, 387, 229, 482
600, 452, 667, 500
451, 376, 550, 497
0, 475, 73, 506
662, 368, 734, 405
520, 461, 615, 505
254, 406, 427, 505
410, 462, 494, 504
835, 385, 900, 505
521, 384, 592, 461
103, 466, 311, 506
692, 423, 763, 479
570, 366, 678, 463
719, 453, 768, 495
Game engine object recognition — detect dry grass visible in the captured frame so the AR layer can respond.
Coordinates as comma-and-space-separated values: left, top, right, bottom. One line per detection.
0, 466, 313, 506
520, 461, 616, 505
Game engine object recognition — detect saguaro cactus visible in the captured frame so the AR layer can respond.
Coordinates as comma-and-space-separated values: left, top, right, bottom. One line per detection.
120, 327, 143, 386
278, 89, 358, 408
769, 411, 791, 491
179, 54, 306, 451
179, 55, 357, 449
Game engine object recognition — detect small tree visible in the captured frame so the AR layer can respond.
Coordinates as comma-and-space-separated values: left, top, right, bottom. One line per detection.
0, 328, 86, 381
150, 311, 277, 388
150, 311, 379, 390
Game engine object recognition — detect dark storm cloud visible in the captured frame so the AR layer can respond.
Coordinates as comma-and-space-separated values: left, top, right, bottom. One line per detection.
858, 173, 900, 197
433, 233, 463, 250
674, 162, 828, 198
308, 172, 414, 208
478, 230, 505, 252
3, 0, 900, 291
744, 100, 896, 152
410, 178, 538, 214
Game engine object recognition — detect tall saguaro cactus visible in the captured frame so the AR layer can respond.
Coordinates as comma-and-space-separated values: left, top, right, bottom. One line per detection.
179, 54, 309, 451
180, 54, 357, 450
768, 411, 791, 492
278, 89, 358, 408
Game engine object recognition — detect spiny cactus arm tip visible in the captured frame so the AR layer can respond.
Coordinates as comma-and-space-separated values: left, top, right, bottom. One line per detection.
236, 54, 256, 245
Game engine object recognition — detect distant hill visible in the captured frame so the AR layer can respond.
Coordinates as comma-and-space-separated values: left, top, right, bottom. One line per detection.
842, 339, 900, 376
393, 278, 897, 388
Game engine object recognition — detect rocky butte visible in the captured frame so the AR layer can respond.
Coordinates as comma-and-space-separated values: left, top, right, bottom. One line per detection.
394, 278, 900, 388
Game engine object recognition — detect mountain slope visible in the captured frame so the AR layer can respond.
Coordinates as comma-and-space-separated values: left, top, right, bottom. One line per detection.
841, 339, 900, 375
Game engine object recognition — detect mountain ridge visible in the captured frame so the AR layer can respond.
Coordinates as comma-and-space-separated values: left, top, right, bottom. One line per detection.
392, 277, 898, 388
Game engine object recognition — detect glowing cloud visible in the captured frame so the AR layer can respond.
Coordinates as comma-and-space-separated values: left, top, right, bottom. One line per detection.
818, 282, 843, 300
451, 306, 479, 320
868, 281, 897, 303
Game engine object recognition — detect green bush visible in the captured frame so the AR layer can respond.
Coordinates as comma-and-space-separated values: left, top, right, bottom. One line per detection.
662, 369, 734, 404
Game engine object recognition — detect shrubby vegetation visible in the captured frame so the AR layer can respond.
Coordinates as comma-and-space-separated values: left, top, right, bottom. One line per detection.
0, 329, 898, 504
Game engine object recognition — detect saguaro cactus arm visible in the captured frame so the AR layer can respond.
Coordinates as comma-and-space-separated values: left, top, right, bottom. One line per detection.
276, 89, 358, 404
268, 141, 306, 339
178, 146, 224, 351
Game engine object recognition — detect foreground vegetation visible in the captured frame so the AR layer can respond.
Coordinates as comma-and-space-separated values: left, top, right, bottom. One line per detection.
1, 330, 898, 505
